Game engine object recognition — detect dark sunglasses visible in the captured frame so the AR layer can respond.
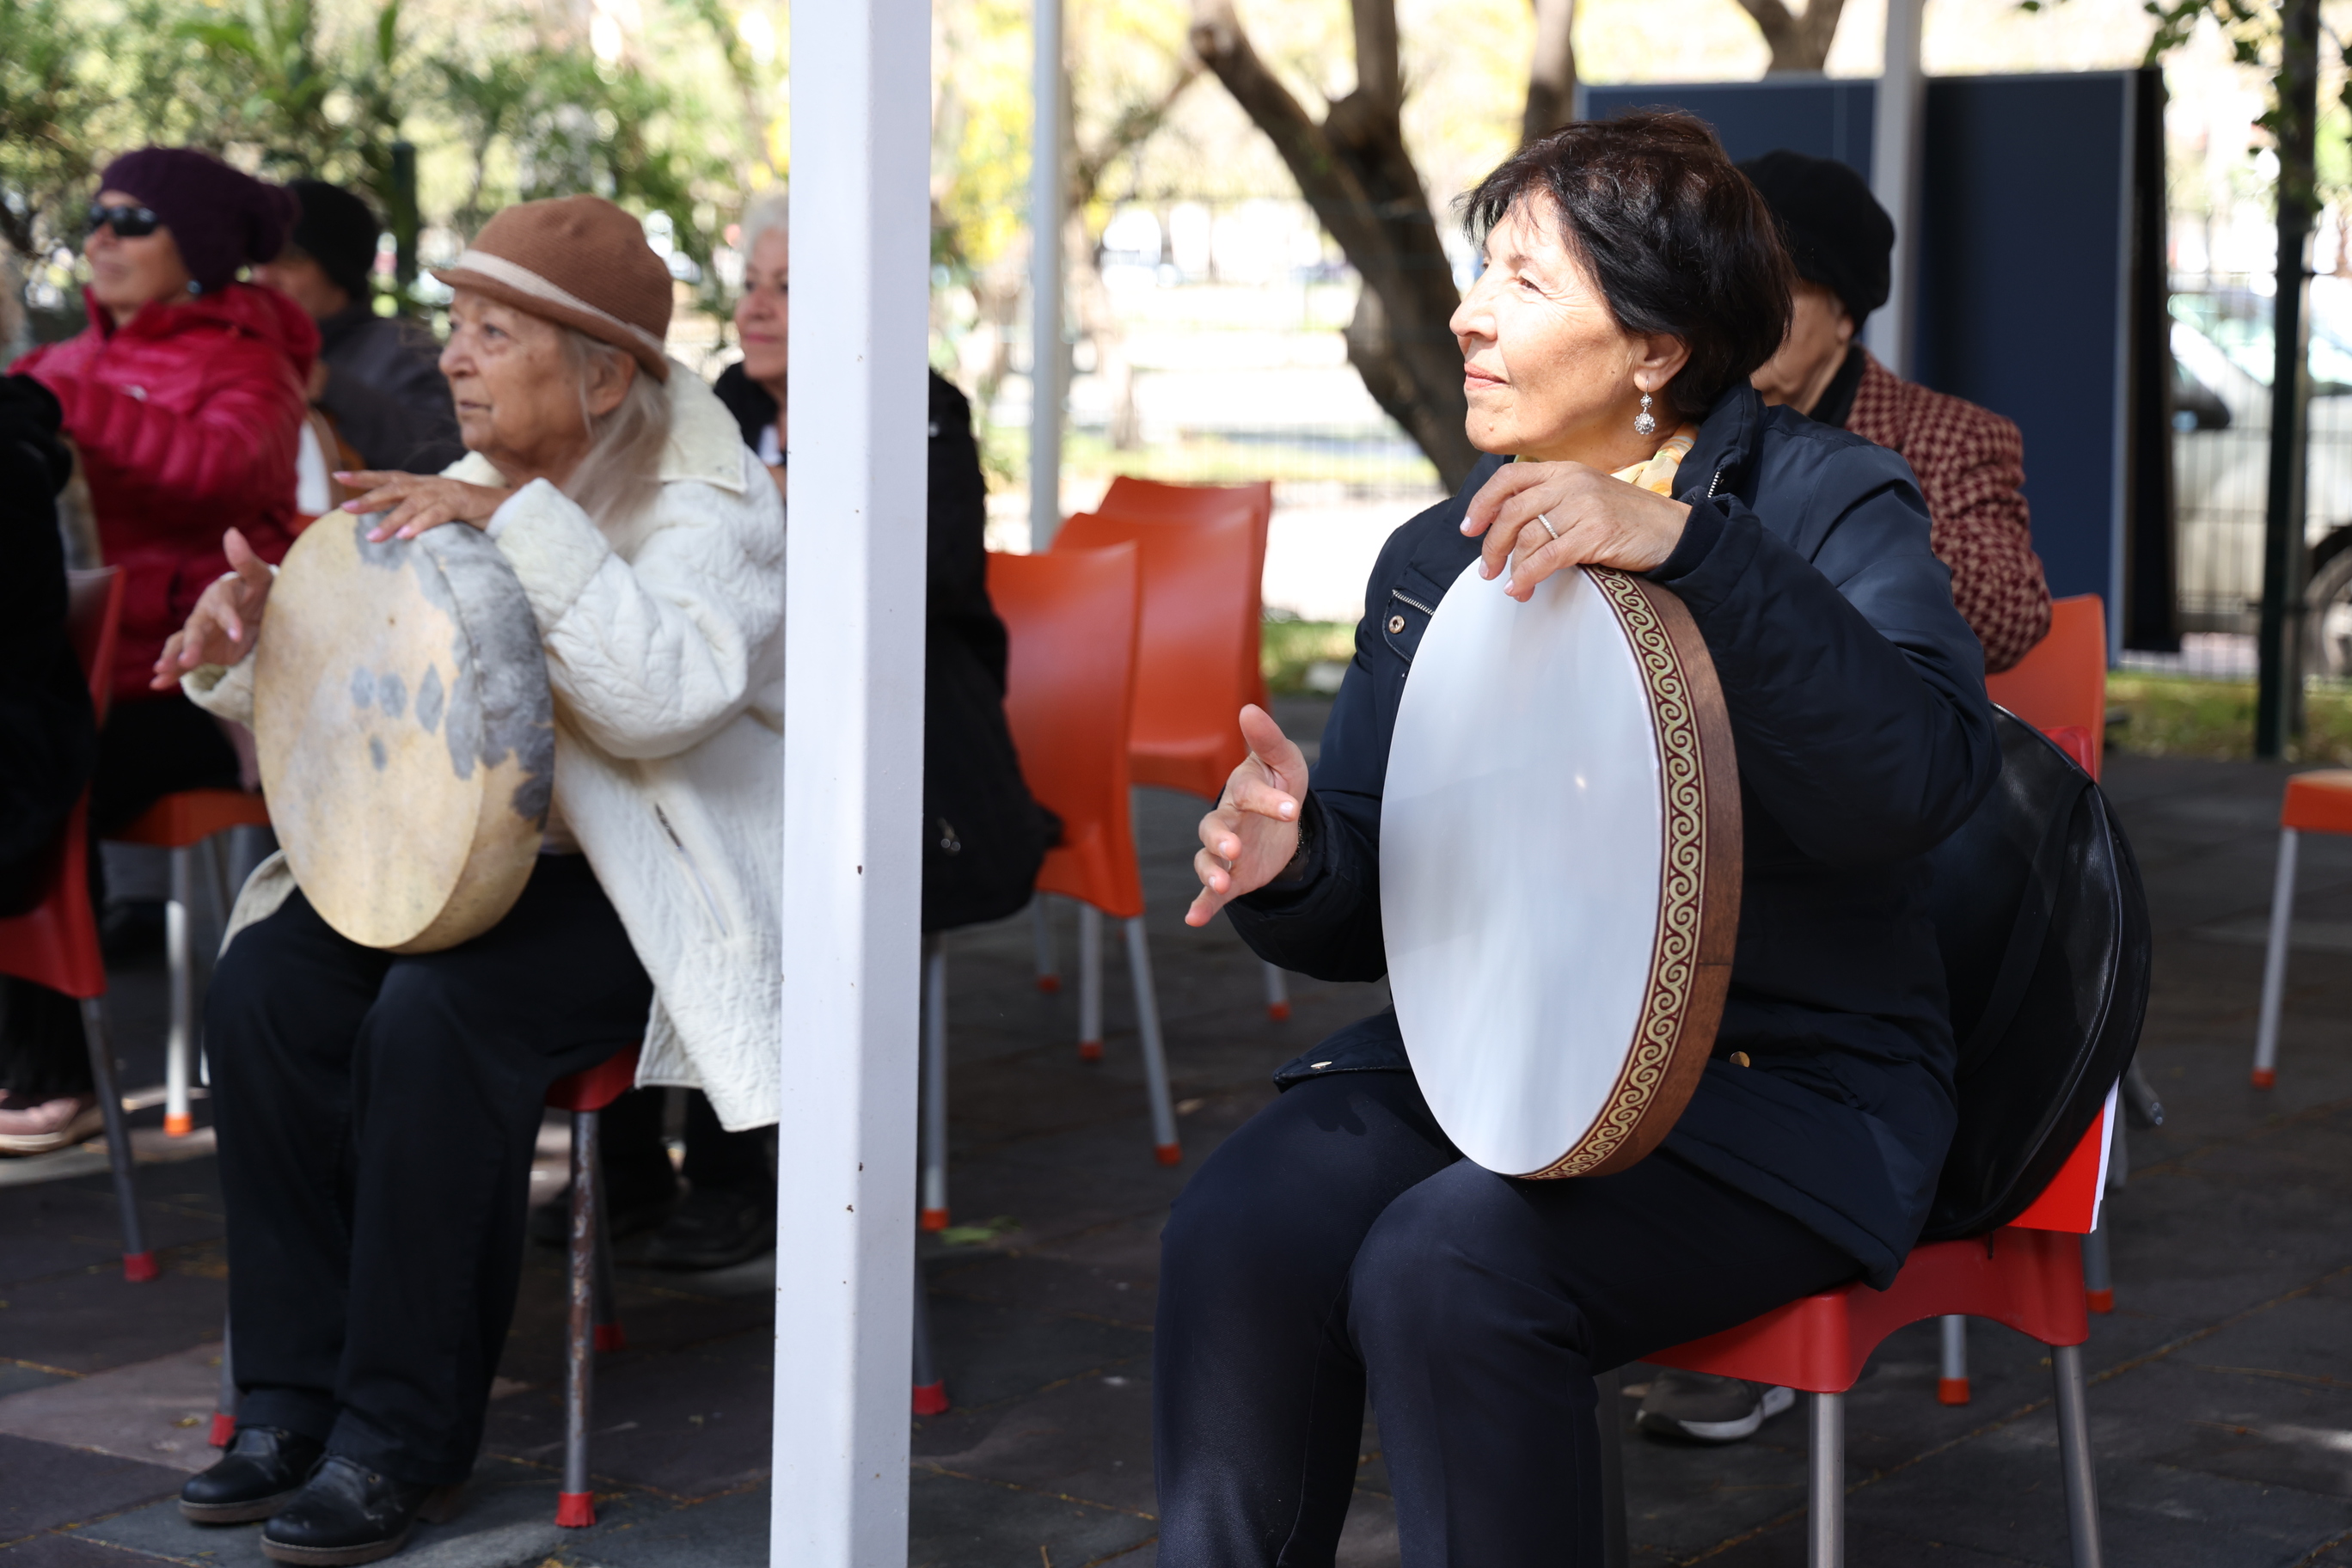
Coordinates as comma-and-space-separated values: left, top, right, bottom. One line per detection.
86, 202, 162, 240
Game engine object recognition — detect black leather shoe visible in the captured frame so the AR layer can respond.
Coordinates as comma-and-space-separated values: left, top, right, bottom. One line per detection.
640, 1188, 775, 1271
259, 1455, 461, 1565
181, 1426, 324, 1523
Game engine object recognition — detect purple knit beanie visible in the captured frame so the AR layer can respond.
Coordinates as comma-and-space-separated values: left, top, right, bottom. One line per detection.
98, 148, 300, 293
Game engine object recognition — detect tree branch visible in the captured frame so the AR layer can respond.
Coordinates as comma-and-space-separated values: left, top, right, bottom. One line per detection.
1522, 0, 1577, 142
1353, 0, 1400, 111
1734, 0, 1847, 72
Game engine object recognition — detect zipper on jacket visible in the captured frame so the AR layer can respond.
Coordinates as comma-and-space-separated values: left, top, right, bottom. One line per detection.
653, 802, 732, 938
1392, 588, 1436, 617
1706, 469, 1725, 499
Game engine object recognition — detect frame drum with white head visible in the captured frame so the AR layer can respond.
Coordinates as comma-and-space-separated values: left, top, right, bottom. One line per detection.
254, 516, 554, 953
1381, 562, 1739, 1179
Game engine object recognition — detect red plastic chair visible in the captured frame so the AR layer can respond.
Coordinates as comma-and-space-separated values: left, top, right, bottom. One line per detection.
545, 1042, 639, 1528
108, 788, 271, 1137
1617, 1106, 2117, 1568
916, 547, 1177, 1231
2250, 769, 2352, 1090
0, 570, 154, 1283
1986, 594, 2107, 781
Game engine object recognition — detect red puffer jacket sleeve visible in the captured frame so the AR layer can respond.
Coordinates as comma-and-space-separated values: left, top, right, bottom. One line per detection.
38, 333, 306, 513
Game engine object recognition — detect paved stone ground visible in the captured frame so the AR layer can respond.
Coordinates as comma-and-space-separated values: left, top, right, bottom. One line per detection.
4, 699, 2350, 1567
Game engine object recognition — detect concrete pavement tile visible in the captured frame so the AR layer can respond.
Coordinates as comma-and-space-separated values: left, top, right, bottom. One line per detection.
0, 1537, 183, 1566
555, 1483, 765, 1567
0, 1433, 186, 1539
906, 1467, 1153, 1568
922, 1292, 1152, 1412
913, 1369, 1155, 1515
0, 1344, 224, 1474
0, 1256, 225, 1379
481, 1334, 773, 1498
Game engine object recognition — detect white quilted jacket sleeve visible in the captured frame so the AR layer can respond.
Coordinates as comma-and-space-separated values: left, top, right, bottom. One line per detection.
487, 470, 786, 760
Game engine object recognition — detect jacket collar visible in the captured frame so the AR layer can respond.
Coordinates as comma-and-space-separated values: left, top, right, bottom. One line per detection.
1675, 383, 1766, 506
446, 363, 750, 496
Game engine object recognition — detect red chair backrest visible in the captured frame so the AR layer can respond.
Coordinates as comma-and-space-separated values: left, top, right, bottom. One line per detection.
1986, 594, 2105, 780
1054, 509, 1260, 801
988, 545, 1146, 918
68, 569, 125, 722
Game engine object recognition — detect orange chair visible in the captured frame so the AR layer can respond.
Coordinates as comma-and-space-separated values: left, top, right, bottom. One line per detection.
1052, 489, 1294, 1028
109, 788, 271, 1137
1614, 1109, 2118, 1568
2250, 769, 2352, 1090
917, 546, 1179, 1231
0, 569, 156, 1281
1986, 594, 2107, 780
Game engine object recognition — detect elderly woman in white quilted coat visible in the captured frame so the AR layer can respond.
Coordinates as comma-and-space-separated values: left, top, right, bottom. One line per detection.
149, 195, 783, 1565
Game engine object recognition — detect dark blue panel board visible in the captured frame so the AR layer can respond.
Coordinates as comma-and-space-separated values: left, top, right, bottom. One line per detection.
1578, 73, 2139, 628
1580, 79, 1877, 177
1916, 72, 2134, 610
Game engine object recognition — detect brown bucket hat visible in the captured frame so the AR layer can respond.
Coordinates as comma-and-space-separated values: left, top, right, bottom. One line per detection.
432, 194, 673, 382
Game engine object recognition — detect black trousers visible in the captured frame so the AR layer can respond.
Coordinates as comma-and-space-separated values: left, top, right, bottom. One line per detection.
1153, 1071, 1859, 1568
592, 1087, 773, 1207
207, 855, 652, 1485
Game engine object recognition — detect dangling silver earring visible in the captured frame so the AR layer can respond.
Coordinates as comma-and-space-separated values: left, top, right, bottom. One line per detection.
1633, 392, 1656, 438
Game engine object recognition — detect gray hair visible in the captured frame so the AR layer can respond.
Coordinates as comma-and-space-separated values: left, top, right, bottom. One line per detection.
557, 327, 671, 524
739, 190, 788, 261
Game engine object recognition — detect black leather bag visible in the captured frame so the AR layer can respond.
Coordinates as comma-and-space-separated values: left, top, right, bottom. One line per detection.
1920, 709, 2152, 1241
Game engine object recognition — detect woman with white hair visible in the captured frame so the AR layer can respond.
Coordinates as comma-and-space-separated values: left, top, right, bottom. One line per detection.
151, 194, 785, 1565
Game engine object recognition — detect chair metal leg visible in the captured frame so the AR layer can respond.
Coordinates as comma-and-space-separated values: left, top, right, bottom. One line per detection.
1031, 896, 1061, 993
911, 1257, 948, 1416
589, 1135, 624, 1354
81, 1000, 155, 1282
1262, 961, 1290, 1022
1939, 1314, 1970, 1404
1077, 903, 1104, 1061
210, 1309, 238, 1447
1809, 1391, 1844, 1568
2252, 826, 2298, 1088
1122, 916, 1181, 1165
1595, 1365, 1629, 1568
919, 936, 950, 1231
2052, 1343, 2104, 1568
2082, 1220, 2114, 1314
558, 1110, 598, 1528
163, 846, 194, 1138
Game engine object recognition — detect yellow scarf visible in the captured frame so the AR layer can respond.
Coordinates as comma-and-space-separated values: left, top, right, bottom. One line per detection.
1513, 425, 1700, 497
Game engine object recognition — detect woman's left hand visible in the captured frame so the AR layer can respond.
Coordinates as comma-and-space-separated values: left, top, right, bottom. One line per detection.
1461, 462, 1693, 603
338, 471, 513, 542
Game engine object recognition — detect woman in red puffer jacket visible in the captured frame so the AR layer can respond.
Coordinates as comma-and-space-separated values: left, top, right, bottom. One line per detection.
9, 147, 315, 837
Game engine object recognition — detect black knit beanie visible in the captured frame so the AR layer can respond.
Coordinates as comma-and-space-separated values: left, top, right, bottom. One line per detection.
98, 148, 297, 294
1737, 150, 1894, 326
287, 179, 381, 302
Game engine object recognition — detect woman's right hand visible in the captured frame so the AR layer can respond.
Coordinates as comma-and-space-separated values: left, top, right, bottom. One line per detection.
151, 528, 273, 689
1186, 705, 1310, 928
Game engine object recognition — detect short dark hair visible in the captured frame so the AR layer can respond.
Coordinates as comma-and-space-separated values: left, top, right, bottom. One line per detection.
1462, 111, 1792, 420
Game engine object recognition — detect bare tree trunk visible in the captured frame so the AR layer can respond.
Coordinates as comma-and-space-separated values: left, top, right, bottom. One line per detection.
1066, 214, 1143, 449
1734, 0, 1848, 73
1522, 0, 1577, 143
1190, 0, 1479, 490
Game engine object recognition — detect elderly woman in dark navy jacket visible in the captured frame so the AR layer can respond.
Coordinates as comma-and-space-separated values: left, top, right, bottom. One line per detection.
1154, 112, 2000, 1566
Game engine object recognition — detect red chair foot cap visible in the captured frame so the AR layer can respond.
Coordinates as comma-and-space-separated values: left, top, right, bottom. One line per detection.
594, 1323, 627, 1353
208, 1412, 236, 1448
1077, 1040, 1104, 1063
123, 1252, 159, 1283
2251, 1068, 2277, 1089
2086, 1289, 2115, 1314
1037, 975, 1062, 994
164, 1112, 193, 1138
911, 1380, 950, 1417
919, 1208, 949, 1233
555, 1491, 596, 1528
1937, 1377, 1970, 1406
1155, 1143, 1183, 1167
1266, 1001, 1291, 1022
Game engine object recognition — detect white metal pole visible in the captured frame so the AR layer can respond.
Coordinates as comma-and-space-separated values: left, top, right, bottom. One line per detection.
775, 0, 929, 1560
1866, 0, 1926, 377
1028, 0, 1065, 550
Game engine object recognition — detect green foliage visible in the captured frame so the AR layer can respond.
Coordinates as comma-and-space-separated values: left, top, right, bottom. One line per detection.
1261, 620, 1359, 695
2107, 674, 2352, 764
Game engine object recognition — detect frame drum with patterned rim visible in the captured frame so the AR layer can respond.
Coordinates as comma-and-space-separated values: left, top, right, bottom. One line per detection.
1381, 561, 1739, 1179
254, 515, 555, 954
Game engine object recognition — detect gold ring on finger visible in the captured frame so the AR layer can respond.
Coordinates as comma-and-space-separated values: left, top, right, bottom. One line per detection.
1535, 511, 1559, 542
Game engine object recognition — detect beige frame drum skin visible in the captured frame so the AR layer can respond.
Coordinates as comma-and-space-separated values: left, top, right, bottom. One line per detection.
1381, 562, 1740, 1179
254, 515, 554, 953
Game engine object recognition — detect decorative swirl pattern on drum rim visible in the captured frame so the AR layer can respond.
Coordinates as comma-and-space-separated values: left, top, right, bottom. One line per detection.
1529, 566, 1710, 1179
